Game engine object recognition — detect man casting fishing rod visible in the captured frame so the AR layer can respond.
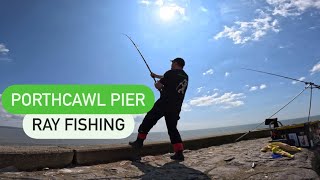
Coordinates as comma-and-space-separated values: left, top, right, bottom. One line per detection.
129, 57, 189, 161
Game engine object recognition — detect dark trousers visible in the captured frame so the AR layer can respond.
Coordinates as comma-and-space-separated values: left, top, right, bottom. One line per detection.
138, 101, 182, 144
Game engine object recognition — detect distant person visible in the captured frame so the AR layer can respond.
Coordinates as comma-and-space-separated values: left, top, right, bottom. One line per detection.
129, 57, 189, 161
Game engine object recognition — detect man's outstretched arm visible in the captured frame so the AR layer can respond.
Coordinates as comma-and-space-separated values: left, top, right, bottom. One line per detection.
150, 72, 164, 79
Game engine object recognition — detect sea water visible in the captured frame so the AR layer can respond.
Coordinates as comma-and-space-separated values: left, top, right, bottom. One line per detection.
1, 115, 319, 146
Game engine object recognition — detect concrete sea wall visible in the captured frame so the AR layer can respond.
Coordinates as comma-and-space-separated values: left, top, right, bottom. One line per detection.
0, 129, 270, 171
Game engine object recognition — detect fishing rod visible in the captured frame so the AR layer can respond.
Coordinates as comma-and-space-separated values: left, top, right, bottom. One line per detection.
122, 34, 157, 83
242, 68, 320, 88
235, 68, 319, 142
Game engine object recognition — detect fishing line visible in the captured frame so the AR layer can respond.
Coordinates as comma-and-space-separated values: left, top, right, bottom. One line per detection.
241, 68, 308, 84
235, 85, 310, 142
268, 84, 310, 119
242, 68, 320, 89
235, 67, 320, 142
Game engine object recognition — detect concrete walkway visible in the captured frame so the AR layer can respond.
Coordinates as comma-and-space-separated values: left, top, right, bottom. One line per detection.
0, 130, 270, 170
1, 137, 319, 179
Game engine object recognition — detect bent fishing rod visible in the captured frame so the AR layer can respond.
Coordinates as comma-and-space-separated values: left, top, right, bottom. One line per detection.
235, 68, 319, 142
122, 33, 157, 83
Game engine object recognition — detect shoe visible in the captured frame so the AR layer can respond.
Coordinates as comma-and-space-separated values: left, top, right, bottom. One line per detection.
170, 151, 184, 161
129, 139, 143, 149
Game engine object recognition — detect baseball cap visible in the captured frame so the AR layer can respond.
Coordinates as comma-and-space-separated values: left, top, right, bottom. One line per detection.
171, 57, 185, 67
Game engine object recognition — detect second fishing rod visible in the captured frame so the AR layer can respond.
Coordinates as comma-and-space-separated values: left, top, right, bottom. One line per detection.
236, 68, 319, 142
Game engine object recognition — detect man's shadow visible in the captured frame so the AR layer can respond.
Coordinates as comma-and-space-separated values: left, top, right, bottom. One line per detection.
131, 160, 210, 180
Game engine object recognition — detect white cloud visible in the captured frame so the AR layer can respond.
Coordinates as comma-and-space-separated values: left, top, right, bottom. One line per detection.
220, 4, 238, 14
221, 101, 245, 109
203, 69, 214, 75
139, 0, 187, 21
260, 84, 267, 89
292, 77, 306, 84
214, 12, 280, 44
0, 44, 9, 55
310, 62, 320, 75
215, 0, 320, 45
309, 26, 320, 30
189, 92, 245, 108
225, 72, 230, 77
0, 94, 24, 128
155, 0, 163, 6
200, 6, 208, 12
189, 93, 219, 106
266, 0, 320, 17
139, 0, 151, 5
132, 114, 146, 119
247, 84, 267, 91
160, 4, 185, 18
278, 43, 293, 49
299, 77, 306, 81
249, 86, 258, 91
182, 103, 192, 112
213, 88, 219, 91
197, 87, 204, 93
0, 57, 12, 62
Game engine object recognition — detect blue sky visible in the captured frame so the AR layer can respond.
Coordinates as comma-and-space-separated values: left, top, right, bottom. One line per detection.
0, 0, 320, 132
